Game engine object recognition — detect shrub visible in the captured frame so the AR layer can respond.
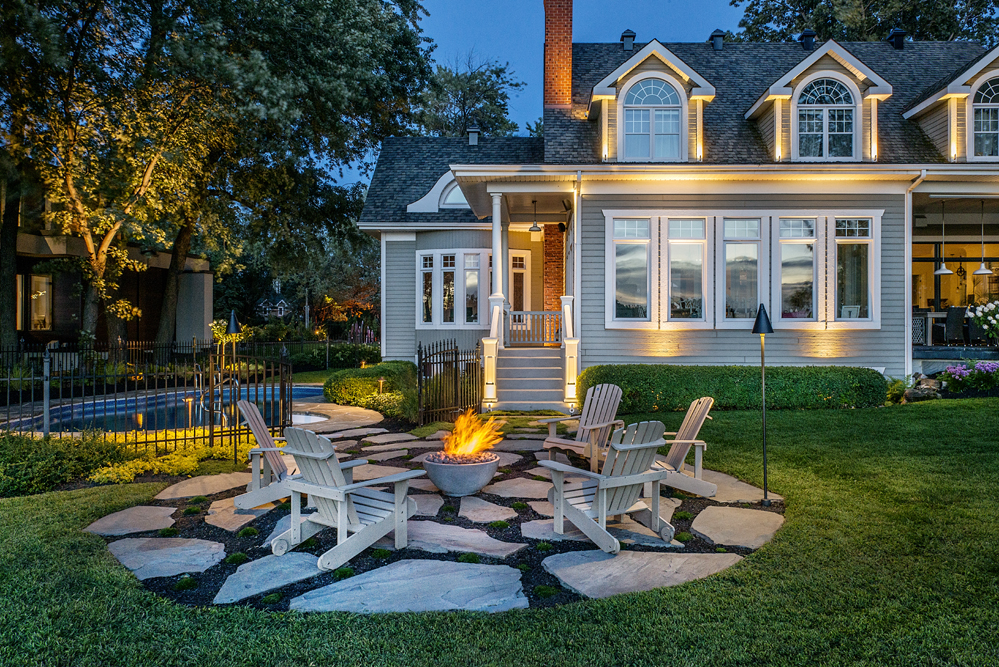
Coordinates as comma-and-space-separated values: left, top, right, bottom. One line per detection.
323, 361, 415, 405
173, 576, 197, 591
371, 548, 392, 559
457, 553, 480, 564
675, 531, 693, 543
158, 527, 179, 537
535, 541, 553, 552
939, 361, 999, 394
333, 567, 354, 581
577, 364, 889, 413
189, 496, 209, 504
183, 507, 201, 516
237, 527, 259, 538
0, 433, 132, 498
488, 520, 510, 529
885, 377, 909, 405
225, 552, 250, 566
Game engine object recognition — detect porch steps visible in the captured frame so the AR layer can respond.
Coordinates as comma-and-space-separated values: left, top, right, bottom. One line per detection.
491, 347, 571, 413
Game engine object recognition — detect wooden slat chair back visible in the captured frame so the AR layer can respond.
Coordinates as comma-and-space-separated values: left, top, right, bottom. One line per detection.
271, 428, 425, 571
233, 400, 294, 510
542, 383, 624, 472
540, 421, 674, 554
648, 397, 717, 498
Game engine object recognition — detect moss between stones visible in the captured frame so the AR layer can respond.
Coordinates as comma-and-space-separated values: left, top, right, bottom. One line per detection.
261, 593, 282, 605
157, 527, 179, 537
225, 552, 250, 566
333, 567, 354, 581
674, 511, 693, 521
675, 532, 693, 543
488, 520, 509, 529
182, 507, 201, 516
512, 502, 528, 511
534, 585, 560, 599
237, 527, 259, 538
535, 541, 553, 552
172, 576, 197, 592
188, 496, 209, 504
457, 553, 480, 564
371, 548, 392, 559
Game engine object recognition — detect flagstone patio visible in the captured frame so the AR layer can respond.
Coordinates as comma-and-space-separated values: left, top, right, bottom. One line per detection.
95, 422, 785, 612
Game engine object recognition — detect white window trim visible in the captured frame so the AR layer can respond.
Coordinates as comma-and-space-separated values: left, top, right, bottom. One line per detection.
769, 216, 827, 331
415, 249, 491, 330
716, 217, 768, 330
829, 214, 882, 330
662, 218, 714, 330
966, 70, 999, 162
602, 208, 883, 332
790, 71, 863, 163
617, 73, 689, 163
439, 181, 471, 208
508, 250, 532, 311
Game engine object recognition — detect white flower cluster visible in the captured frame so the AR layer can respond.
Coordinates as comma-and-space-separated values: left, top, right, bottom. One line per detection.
967, 300, 999, 336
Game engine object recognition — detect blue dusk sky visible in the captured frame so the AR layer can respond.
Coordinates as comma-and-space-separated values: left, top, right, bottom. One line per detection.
338, 0, 745, 185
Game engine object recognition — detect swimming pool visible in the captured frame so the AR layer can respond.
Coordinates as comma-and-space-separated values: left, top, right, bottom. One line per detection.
22, 385, 326, 433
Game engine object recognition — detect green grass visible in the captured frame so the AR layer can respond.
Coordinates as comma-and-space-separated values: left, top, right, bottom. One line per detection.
533, 585, 560, 599
512, 502, 528, 511
260, 593, 282, 605
408, 421, 454, 438
488, 520, 509, 530
157, 527, 178, 537
236, 527, 258, 538
673, 511, 692, 521
172, 576, 197, 592
291, 369, 340, 384
182, 507, 201, 516
224, 553, 249, 566
456, 553, 480, 564
2, 399, 999, 665
674, 531, 693, 543
188, 496, 209, 504
370, 548, 392, 559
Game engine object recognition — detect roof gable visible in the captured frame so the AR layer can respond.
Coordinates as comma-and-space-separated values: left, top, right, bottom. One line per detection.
590, 39, 715, 109
904, 44, 999, 119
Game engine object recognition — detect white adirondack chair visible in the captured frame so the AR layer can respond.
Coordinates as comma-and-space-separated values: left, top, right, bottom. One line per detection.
271, 427, 425, 571
541, 383, 624, 472
539, 421, 675, 554
233, 400, 301, 510
649, 397, 717, 498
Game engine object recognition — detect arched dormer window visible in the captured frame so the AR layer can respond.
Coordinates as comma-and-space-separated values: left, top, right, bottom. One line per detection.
972, 77, 999, 158
439, 181, 469, 208
795, 78, 856, 160
621, 77, 684, 161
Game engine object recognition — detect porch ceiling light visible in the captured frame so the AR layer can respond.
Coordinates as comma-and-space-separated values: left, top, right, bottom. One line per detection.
973, 199, 993, 276
529, 200, 542, 233
934, 200, 954, 276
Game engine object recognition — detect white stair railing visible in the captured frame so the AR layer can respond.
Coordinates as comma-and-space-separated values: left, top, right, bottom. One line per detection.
482, 304, 503, 406
560, 296, 579, 406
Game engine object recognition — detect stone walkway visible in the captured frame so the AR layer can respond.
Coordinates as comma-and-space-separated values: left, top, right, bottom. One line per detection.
99, 421, 784, 613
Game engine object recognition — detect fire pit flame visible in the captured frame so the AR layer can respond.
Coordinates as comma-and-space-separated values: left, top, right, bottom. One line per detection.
441, 410, 503, 461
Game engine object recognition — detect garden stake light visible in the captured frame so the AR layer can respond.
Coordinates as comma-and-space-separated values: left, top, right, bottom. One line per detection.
752, 303, 774, 507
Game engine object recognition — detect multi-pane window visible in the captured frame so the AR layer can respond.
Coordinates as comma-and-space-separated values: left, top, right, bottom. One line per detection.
464, 254, 479, 324
421, 256, 433, 323
666, 219, 705, 320
797, 78, 854, 159
778, 219, 816, 320
441, 254, 455, 323
623, 79, 682, 161
835, 219, 872, 319
973, 77, 999, 158
723, 219, 760, 320
29, 275, 52, 331
613, 219, 650, 319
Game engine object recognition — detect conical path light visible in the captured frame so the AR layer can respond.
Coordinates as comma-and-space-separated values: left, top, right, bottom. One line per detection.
752, 304, 774, 507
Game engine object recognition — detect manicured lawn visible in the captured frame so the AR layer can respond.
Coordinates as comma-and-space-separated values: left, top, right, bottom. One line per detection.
291, 369, 338, 383
2, 399, 998, 665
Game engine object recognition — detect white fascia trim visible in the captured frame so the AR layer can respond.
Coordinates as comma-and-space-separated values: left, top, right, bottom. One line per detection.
407, 172, 456, 213
358, 223, 492, 232
590, 40, 716, 100
966, 69, 999, 163
383, 232, 416, 241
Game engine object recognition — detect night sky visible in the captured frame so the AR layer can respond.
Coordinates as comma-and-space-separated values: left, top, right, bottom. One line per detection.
339, 0, 744, 185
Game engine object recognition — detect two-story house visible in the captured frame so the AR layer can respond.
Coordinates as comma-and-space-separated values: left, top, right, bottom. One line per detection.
359, 0, 999, 410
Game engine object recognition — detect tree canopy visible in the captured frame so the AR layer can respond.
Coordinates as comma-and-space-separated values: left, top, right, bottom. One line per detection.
730, 0, 999, 47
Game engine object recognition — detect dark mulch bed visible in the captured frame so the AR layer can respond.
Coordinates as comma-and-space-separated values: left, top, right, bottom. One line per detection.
100, 436, 784, 611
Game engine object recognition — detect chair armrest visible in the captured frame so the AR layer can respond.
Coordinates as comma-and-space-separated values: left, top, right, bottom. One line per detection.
338, 469, 426, 494
537, 415, 576, 424
283, 449, 335, 461
538, 460, 604, 480
612, 438, 667, 452
340, 459, 367, 470
586, 419, 625, 431
662, 432, 678, 437
248, 447, 284, 454
663, 439, 706, 448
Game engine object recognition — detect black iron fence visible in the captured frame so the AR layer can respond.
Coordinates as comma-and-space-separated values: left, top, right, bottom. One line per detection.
0, 346, 292, 460
416, 339, 482, 425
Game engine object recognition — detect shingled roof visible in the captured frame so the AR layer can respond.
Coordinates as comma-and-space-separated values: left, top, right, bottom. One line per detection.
548, 39, 986, 164
359, 136, 544, 225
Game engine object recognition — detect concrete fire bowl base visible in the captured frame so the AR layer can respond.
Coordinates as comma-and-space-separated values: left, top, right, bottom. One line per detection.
422, 454, 501, 497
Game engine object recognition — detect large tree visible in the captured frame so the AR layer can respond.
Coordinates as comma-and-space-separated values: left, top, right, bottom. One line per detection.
416, 52, 525, 137
730, 0, 999, 47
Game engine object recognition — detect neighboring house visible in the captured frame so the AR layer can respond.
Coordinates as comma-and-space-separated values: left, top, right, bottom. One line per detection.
359, 0, 999, 410
8, 190, 212, 345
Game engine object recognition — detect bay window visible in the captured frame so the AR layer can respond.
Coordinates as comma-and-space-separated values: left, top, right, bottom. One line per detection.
834, 219, 872, 320
417, 250, 490, 328
777, 219, 817, 320
421, 256, 433, 324
721, 219, 761, 324
442, 254, 455, 323
612, 219, 651, 321
464, 254, 479, 324
665, 219, 706, 321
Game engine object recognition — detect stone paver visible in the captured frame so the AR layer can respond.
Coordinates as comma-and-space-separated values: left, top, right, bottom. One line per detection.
365, 449, 408, 462
214, 553, 320, 604
350, 464, 411, 482
360, 442, 406, 452
492, 452, 522, 467
459, 497, 518, 523
297, 405, 383, 434
154, 472, 252, 500
264, 512, 315, 545
543, 550, 743, 598
690, 506, 784, 549
525, 466, 587, 481
409, 440, 443, 450
205, 498, 275, 532
494, 439, 543, 452
534, 452, 570, 464
84, 506, 176, 536
482, 478, 552, 499
327, 427, 387, 439
374, 521, 526, 558
504, 434, 548, 441
363, 433, 418, 445
528, 500, 555, 517
290, 560, 528, 613
414, 494, 444, 516
409, 479, 440, 492
513, 428, 543, 433
426, 430, 451, 440
521, 518, 680, 548
108, 538, 225, 580
671, 466, 783, 503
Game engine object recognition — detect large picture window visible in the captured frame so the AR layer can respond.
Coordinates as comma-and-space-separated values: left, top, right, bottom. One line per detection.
613, 219, 651, 320
835, 219, 872, 320
722, 219, 761, 322
796, 78, 855, 160
778, 219, 817, 320
417, 250, 490, 328
665, 219, 705, 320
973, 77, 999, 158
622, 78, 683, 161
421, 256, 433, 324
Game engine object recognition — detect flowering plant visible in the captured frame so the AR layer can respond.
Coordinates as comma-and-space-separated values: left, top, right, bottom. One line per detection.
939, 360, 999, 393
966, 301, 999, 341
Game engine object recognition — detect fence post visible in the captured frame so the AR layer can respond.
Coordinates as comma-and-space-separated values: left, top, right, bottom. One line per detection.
453, 342, 459, 420
42, 348, 50, 437
416, 342, 423, 426
326, 334, 330, 369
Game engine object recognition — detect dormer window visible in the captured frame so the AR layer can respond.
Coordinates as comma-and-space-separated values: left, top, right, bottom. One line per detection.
622, 78, 683, 161
440, 181, 469, 208
796, 78, 855, 159
973, 77, 999, 158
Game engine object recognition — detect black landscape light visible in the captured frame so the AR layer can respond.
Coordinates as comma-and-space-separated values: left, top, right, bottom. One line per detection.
752, 304, 774, 507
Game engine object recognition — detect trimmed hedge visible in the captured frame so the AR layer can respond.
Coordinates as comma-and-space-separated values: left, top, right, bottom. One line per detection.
323, 361, 417, 406
577, 364, 889, 413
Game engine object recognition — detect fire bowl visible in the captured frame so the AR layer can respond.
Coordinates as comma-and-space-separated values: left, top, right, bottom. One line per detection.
422, 453, 500, 497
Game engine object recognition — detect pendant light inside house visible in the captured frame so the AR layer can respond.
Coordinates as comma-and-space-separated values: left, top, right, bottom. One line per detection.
973, 199, 993, 276
529, 200, 542, 241
934, 200, 954, 276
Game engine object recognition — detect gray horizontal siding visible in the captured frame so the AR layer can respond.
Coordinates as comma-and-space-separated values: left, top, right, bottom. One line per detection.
383, 239, 416, 360
578, 192, 907, 377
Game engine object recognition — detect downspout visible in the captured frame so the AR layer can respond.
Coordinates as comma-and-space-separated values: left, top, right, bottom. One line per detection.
904, 169, 927, 378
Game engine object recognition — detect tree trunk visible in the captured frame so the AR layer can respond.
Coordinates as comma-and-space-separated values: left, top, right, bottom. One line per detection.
0, 178, 20, 347
81, 281, 101, 340
154, 219, 194, 350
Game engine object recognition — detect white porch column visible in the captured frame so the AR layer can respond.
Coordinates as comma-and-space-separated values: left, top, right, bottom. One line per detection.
489, 192, 505, 348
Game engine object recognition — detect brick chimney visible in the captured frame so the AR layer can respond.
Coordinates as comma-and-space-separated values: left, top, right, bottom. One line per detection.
543, 0, 572, 108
